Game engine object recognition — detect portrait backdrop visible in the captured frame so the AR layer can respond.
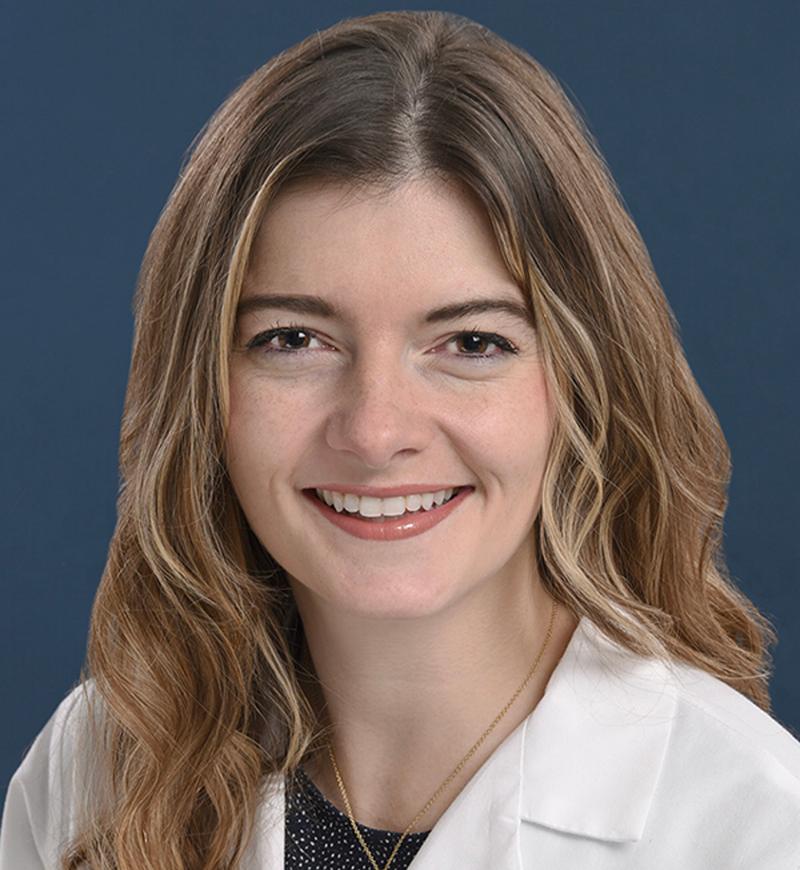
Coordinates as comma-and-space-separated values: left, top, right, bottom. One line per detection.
1, 0, 798, 808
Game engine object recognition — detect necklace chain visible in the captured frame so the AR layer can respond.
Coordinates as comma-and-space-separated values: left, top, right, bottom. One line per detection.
326, 598, 558, 870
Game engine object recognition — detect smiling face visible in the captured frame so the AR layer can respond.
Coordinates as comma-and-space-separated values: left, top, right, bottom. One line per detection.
225, 176, 555, 620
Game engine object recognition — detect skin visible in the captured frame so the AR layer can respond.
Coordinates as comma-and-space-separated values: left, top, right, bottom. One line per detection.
225, 175, 579, 832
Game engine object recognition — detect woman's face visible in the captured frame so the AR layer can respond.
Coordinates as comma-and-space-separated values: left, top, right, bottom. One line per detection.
226, 176, 555, 620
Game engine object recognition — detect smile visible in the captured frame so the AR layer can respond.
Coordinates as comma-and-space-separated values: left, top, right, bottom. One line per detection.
302, 486, 474, 541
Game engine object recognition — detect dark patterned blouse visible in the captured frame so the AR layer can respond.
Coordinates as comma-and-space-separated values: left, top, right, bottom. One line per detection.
284, 767, 432, 869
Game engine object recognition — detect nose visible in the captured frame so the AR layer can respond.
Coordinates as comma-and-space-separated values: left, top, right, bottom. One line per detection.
324, 351, 435, 469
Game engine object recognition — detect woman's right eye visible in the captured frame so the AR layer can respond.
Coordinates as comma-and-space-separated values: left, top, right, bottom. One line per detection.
246, 324, 327, 354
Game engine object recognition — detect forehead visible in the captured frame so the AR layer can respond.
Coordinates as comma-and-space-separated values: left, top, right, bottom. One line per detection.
241, 176, 518, 304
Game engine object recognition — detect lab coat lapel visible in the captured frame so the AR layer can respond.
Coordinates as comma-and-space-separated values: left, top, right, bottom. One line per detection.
518, 616, 678, 842
242, 775, 284, 869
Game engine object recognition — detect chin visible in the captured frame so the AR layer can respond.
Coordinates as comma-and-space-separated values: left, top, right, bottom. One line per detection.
335, 573, 467, 621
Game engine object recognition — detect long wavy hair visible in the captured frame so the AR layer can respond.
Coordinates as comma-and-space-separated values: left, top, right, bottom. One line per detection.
64, 9, 778, 868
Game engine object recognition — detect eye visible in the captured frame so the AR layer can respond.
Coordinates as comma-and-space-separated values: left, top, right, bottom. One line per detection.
246, 323, 327, 354
443, 330, 519, 362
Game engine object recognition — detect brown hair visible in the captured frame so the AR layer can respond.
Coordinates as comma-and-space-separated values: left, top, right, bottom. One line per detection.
64, 10, 777, 868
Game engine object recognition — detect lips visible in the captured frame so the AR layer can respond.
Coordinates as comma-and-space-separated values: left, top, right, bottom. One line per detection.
302, 485, 474, 541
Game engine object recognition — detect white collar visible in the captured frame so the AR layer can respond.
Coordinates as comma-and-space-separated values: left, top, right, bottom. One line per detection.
244, 614, 679, 869
518, 615, 678, 841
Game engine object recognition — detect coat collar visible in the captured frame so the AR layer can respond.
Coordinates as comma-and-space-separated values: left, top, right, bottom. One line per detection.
244, 614, 679, 869
518, 614, 679, 842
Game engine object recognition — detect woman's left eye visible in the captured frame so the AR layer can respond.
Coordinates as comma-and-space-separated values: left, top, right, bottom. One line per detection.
245, 324, 518, 363
444, 331, 519, 360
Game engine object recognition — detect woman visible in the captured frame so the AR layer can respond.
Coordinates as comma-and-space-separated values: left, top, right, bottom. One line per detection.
1, 10, 798, 870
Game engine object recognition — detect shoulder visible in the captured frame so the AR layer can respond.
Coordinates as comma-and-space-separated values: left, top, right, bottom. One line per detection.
0, 681, 99, 869
669, 659, 800, 778
580, 614, 800, 786
655, 659, 800, 863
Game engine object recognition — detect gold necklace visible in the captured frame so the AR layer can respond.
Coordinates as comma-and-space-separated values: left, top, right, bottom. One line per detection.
326, 598, 558, 870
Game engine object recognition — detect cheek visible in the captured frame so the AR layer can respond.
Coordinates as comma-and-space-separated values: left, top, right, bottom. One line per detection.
225, 377, 261, 485
225, 374, 311, 496
457, 371, 554, 480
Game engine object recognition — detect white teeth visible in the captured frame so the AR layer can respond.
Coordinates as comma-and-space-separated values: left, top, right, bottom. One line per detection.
314, 487, 460, 518
343, 493, 360, 513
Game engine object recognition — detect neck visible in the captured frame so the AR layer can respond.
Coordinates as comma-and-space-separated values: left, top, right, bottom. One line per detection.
290, 570, 579, 833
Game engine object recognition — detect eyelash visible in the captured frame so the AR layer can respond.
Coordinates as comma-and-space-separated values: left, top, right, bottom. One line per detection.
245, 322, 519, 363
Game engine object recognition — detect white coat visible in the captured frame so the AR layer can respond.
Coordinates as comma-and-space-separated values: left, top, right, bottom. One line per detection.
2, 614, 800, 868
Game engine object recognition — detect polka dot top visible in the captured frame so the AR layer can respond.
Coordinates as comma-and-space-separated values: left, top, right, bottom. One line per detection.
284, 767, 432, 869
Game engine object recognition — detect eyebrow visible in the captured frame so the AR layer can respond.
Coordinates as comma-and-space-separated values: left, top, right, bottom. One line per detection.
235, 293, 535, 327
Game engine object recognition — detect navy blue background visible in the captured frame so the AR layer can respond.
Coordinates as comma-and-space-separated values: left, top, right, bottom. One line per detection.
2, 1, 798, 807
